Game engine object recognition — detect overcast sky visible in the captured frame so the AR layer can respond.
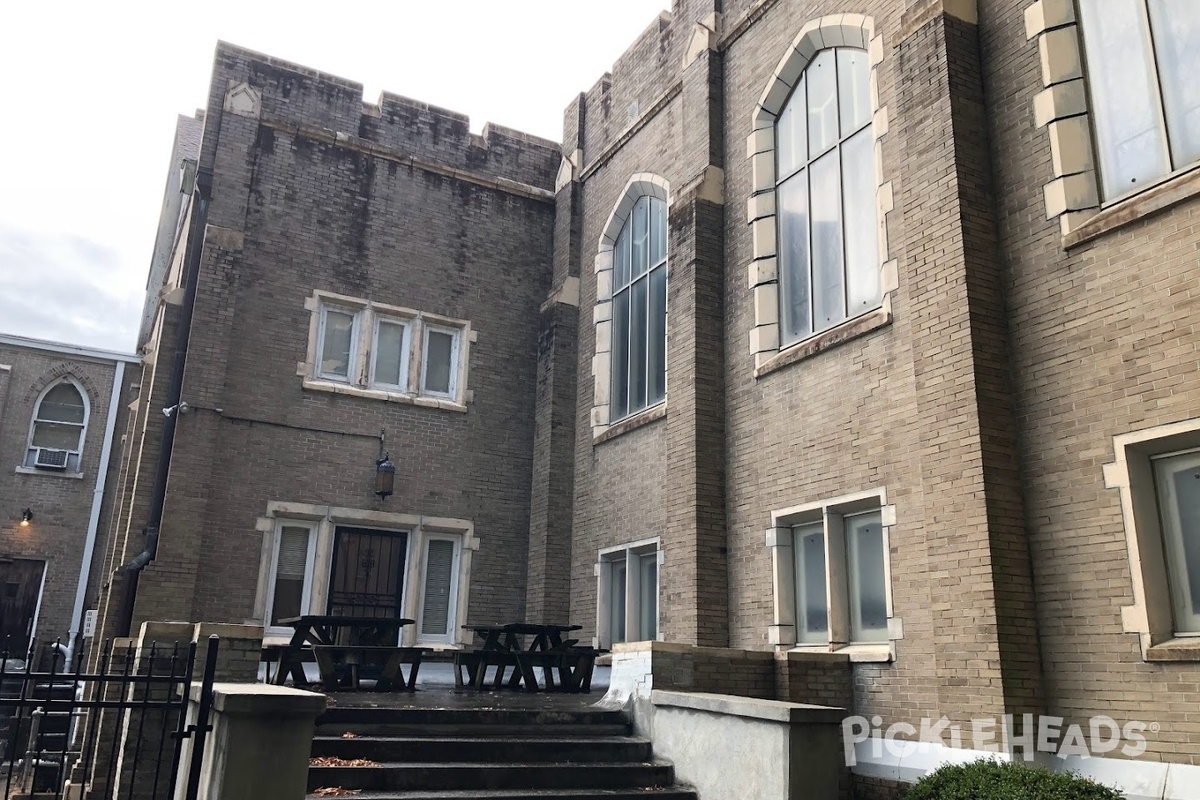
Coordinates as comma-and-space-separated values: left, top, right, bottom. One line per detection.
0, 0, 669, 353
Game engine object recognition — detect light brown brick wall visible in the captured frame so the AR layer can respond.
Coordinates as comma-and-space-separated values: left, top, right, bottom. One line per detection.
0, 342, 130, 651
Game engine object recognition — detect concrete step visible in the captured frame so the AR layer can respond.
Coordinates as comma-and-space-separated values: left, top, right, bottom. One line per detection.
312, 735, 652, 763
316, 707, 629, 738
306, 790, 697, 800
306, 761, 676, 792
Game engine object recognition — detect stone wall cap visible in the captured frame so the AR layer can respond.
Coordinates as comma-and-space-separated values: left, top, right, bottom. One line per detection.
612, 641, 775, 661
651, 690, 845, 724
193, 623, 265, 641
192, 682, 327, 716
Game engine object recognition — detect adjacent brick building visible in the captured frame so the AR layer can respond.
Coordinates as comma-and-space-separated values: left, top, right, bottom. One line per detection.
0, 333, 136, 660
94, 0, 1200, 793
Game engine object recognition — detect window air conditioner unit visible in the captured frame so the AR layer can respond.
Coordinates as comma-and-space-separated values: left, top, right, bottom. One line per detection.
34, 448, 70, 470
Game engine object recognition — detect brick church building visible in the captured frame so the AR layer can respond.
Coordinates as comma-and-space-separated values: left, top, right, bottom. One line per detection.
92, 0, 1200, 794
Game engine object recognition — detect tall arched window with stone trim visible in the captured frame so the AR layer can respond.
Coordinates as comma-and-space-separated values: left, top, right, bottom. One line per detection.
611, 196, 668, 420
591, 174, 670, 437
25, 378, 89, 472
776, 46, 878, 344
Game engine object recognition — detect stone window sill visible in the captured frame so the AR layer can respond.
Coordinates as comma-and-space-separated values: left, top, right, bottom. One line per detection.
755, 306, 893, 379
15, 466, 84, 480
1144, 637, 1200, 663
1064, 165, 1200, 250
788, 643, 893, 663
593, 402, 667, 445
301, 378, 467, 413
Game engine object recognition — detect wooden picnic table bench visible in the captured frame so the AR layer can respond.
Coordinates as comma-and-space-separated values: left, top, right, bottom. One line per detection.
453, 623, 600, 693
269, 615, 426, 691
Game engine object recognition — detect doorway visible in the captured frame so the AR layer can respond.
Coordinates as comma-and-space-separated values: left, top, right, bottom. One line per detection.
326, 527, 408, 618
0, 559, 46, 655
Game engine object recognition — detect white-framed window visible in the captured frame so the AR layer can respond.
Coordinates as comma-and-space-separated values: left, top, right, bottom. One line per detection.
416, 533, 462, 644
24, 378, 89, 473
370, 316, 412, 391
769, 491, 894, 652
1104, 421, 1200, 659
776, 46, 879, 344
610, 195, 668, 420
265, 521, 318, 636
420, 325, 460, 399
304, 291, 473, 407
597, 540, 659, 648
1077, 0, 1200, 201
316, 304, 360, 382
1152, 449, 1200, 636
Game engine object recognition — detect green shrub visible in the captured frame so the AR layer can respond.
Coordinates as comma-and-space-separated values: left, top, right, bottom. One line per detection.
904, 759, 1125, 800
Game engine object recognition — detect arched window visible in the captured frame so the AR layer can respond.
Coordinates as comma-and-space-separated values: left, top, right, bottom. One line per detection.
610, 195, 667, 420
776, 46, 879, 344
25, 379, 89, 472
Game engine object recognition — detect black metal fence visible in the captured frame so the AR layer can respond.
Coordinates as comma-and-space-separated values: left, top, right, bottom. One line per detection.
0, 635, 217, 800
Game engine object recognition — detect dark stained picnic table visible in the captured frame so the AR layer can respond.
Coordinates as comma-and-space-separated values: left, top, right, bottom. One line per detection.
455, 623, 596, 692
269, 615, 417, 690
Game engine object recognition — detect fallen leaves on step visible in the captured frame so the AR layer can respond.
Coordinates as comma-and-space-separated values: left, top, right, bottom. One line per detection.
311, 788, 360, 796
310, 757, 379, 767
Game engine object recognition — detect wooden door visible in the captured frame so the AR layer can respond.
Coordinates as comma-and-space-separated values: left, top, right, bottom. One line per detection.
0, 559, 45, 655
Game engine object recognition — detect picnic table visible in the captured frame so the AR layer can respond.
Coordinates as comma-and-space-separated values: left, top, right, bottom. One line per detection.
267, 615, 426, 691
453, 623, 600, 692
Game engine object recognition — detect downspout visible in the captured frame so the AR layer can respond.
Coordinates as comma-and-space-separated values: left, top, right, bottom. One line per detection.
66, 359, 125, 658
115, 166, 212, 637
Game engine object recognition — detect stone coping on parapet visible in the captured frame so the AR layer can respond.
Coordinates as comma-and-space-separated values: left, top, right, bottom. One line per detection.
651, 689, 845, 725
190, 682, 327, 717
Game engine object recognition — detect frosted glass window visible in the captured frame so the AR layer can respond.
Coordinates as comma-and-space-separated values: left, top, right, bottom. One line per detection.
609, 195, 667, 420
793, 523, 829, 644
372, 320, 409, 389
1079, 0, 1200, 199
319, 307, 357, 380
775, 47, 878, 346
603, 545, 659, 646
638, 553, 658, 641
422, 327, 458, 398
846, 511, 888, 642
610, 561, 627, 644
1154, 451, 1200, 634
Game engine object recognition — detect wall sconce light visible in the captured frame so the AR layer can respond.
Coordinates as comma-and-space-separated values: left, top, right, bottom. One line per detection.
20, 509, 33, 527
374, 430, 395, 499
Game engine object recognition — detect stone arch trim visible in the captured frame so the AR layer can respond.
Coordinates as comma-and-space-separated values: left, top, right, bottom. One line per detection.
745, 14, 899, 376
591, 173, 671, 438
23, 363, 100, 406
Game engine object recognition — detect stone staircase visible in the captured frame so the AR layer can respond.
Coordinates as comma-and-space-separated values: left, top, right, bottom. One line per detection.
306, 703, 697, 799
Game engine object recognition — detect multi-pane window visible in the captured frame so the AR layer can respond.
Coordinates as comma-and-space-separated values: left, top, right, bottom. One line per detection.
776, 47, 878, 344
1153, 449, 1200, 635
611, 196, 667, 420
791, 508, 889, 645
1078, 1, 1200, 200
600, 543, 659, 646
310, 297, 466, 403
266, 522, 316, 633
25, 380, 88, 472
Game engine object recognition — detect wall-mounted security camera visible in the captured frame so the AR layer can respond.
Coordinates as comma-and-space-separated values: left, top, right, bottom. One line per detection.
162, 401, 190, 418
